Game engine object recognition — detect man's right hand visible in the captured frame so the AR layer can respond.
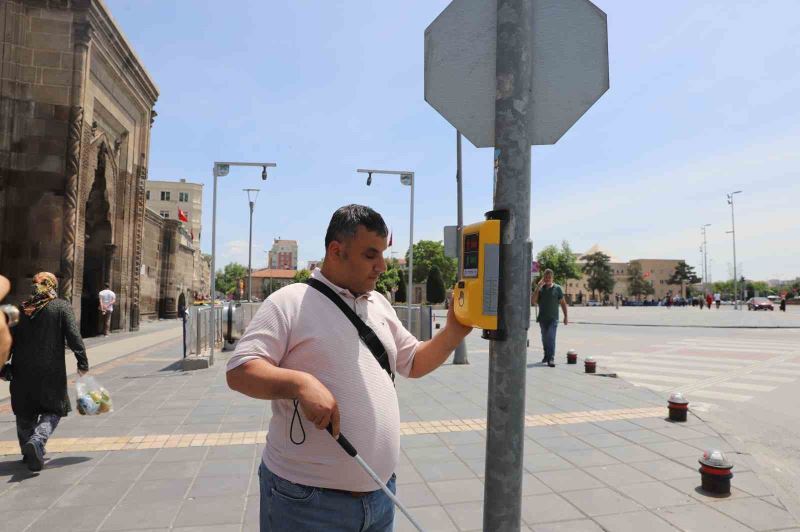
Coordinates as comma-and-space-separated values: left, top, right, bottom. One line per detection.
297, 374, 340, 438
536, 278, 545, 289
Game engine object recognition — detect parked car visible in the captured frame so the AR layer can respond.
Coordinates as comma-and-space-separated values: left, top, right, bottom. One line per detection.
587, 300, 601, 307
747, 297, 774, 311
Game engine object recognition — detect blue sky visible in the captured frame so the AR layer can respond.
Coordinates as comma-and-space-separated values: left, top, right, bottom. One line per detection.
107, 0, 800, 282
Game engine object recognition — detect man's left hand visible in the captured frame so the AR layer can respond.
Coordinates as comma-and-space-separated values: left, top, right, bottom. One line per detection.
563, 316, 569, 326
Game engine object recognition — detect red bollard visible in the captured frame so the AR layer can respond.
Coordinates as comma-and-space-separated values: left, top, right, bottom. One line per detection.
668, 392, 689, 422
584, 357, 596, 374
699, 449, 734, 495
567, 349, 578, 364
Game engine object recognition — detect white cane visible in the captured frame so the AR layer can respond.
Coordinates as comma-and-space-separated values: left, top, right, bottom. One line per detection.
327, 425, 426, 532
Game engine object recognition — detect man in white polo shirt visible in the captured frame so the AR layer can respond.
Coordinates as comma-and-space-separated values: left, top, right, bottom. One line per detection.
226, 205, 472, 532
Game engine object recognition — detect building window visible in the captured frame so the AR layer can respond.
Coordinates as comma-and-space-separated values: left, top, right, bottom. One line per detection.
179, 192, 189, 202
146, 190, 150, 200
161, 191, 170, 201
160, 210, 169, 218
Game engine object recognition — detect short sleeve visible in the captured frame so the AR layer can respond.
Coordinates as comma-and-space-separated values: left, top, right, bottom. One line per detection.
557, 286, 564, 300
226, 299, 290, 372
383, 304, 420, 379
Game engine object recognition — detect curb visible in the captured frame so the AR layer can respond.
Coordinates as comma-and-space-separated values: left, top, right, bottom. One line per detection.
572, 321, 800, 330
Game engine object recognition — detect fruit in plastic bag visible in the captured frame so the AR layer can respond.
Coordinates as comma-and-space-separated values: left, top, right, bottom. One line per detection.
78, 395, 99, 415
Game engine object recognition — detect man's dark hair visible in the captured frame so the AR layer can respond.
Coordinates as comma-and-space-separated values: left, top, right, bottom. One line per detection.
325, 205, 388, 248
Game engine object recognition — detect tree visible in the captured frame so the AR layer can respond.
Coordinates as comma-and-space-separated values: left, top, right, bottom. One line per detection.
395, 274, 407, 303
406, 240, 457, 287
627, 261, 655, 301
376, 260, 401, 297
293, 269, 311, 284
581, 252, 615, 301
535, 241, 582, 287
426, 265, 446, 304
666, 261, 701, 298
215, 263, 247, 297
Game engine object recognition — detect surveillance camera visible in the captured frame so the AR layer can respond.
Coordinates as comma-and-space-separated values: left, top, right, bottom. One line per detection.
367, 173, 372, 186
261, 166, 268, 180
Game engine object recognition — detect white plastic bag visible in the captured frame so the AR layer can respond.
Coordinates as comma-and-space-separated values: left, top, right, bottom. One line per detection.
75, 375, 113, 415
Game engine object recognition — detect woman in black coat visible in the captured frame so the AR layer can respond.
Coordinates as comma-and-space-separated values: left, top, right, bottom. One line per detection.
9, 272, 89, 471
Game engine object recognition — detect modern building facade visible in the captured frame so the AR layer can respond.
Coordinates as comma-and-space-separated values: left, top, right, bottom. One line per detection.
268, 239, 298, 270
252, 268, 297, 298
145, 178, 202, 248
0, 0, 157, 335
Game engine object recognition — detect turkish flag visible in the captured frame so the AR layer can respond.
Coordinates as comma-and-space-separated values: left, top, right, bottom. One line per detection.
178, 208, 188, 222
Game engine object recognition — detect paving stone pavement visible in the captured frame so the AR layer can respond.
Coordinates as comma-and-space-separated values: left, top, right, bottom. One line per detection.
0, 325, 796, 531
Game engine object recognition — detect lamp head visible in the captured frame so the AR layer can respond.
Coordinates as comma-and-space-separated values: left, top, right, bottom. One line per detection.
366, 172, 372, 186
261, 166, 268, 180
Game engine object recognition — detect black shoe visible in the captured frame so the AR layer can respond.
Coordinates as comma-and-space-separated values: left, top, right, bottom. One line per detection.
22, 441, 43, 472
541, 357, 547, 364
548, 361, 556, 367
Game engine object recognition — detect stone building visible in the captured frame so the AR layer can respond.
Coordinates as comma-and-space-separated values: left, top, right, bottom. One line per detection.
562, 245, 683, 303
0, 0, 157, 336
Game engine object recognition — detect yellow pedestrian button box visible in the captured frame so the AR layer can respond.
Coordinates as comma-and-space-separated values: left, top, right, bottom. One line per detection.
454, 218, 501, 332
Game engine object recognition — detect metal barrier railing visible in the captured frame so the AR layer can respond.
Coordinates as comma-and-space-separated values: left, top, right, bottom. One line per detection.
393, 305, 433, 341
186, 301, 434, 358
184, 305, 224, 358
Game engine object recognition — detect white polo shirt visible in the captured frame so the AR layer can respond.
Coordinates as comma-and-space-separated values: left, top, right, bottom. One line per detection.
226, 269, 420, 492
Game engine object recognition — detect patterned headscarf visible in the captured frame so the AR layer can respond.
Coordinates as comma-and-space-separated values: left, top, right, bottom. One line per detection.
21, 272, 58, 318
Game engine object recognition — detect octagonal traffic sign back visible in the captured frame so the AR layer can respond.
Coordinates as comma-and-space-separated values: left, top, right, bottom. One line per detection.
424, 0, 609, 148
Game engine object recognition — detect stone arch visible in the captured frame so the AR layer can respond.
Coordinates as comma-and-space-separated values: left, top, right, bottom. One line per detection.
79, 143, 115, 337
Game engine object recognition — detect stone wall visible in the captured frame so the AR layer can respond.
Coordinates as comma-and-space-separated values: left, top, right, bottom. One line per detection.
0, 0, 158, 336
140, 207, 163, 319
157, 220, 194, 319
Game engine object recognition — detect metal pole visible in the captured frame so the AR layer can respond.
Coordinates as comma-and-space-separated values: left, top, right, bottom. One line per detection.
484, 0, 532, 529
209, 169, 217, 365
408, 176, 415, 331
453, 131, 469, 364
702, 226, 709, 296
730, 196, 738, 310
248, 200, 254, 302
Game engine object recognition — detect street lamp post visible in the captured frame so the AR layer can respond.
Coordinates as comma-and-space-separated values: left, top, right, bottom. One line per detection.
727, 190, 742, 309
358, 168, 415, 331
701, 224, 711, 296
243, 188, 260, 302
210, 161, 276, 364
453, 131, 468, 364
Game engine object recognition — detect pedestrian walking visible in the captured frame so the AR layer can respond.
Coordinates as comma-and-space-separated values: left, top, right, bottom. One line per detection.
98, 283, 116, 337
226, 205, 472, 532
706, 293, 713, 310
714, 292, 721, 309
10, 272, 89, 472
532, 269, 568, 368
780, 297, 787, 312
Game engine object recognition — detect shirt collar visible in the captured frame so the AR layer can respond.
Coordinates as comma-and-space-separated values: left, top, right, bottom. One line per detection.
311, 268, 374, 301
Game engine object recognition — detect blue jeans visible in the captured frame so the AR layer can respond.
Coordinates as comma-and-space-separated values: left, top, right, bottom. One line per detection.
259, 461, 396, 532
539, 319, 558, 362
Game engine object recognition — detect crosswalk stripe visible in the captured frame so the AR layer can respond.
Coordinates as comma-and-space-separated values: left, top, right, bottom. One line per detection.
689, 389, 753, 402
629, 382, 670, 392
678, 339, 799, 350
612, 352, 753, 367
613, 371, 698, 385
660, 344, 776, 354
736, 374, 796, 384
603, 363, 721, 378
715, 382, 776, 392
759, 368, 800, 377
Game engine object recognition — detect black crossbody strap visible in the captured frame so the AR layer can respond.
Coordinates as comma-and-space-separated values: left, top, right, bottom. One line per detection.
306, 278, 394, 382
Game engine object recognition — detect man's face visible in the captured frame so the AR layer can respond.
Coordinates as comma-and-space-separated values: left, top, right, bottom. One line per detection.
335, 226, 388, 294
543, 272, 554, 286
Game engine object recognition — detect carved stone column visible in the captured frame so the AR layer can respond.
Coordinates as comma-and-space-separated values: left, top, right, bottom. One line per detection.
129, 157, 147, 331
60, 21, 92, 302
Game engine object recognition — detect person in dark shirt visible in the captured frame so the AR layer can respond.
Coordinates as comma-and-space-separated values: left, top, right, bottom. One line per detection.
532, 269, 568, 367
10, 272, 89, 471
